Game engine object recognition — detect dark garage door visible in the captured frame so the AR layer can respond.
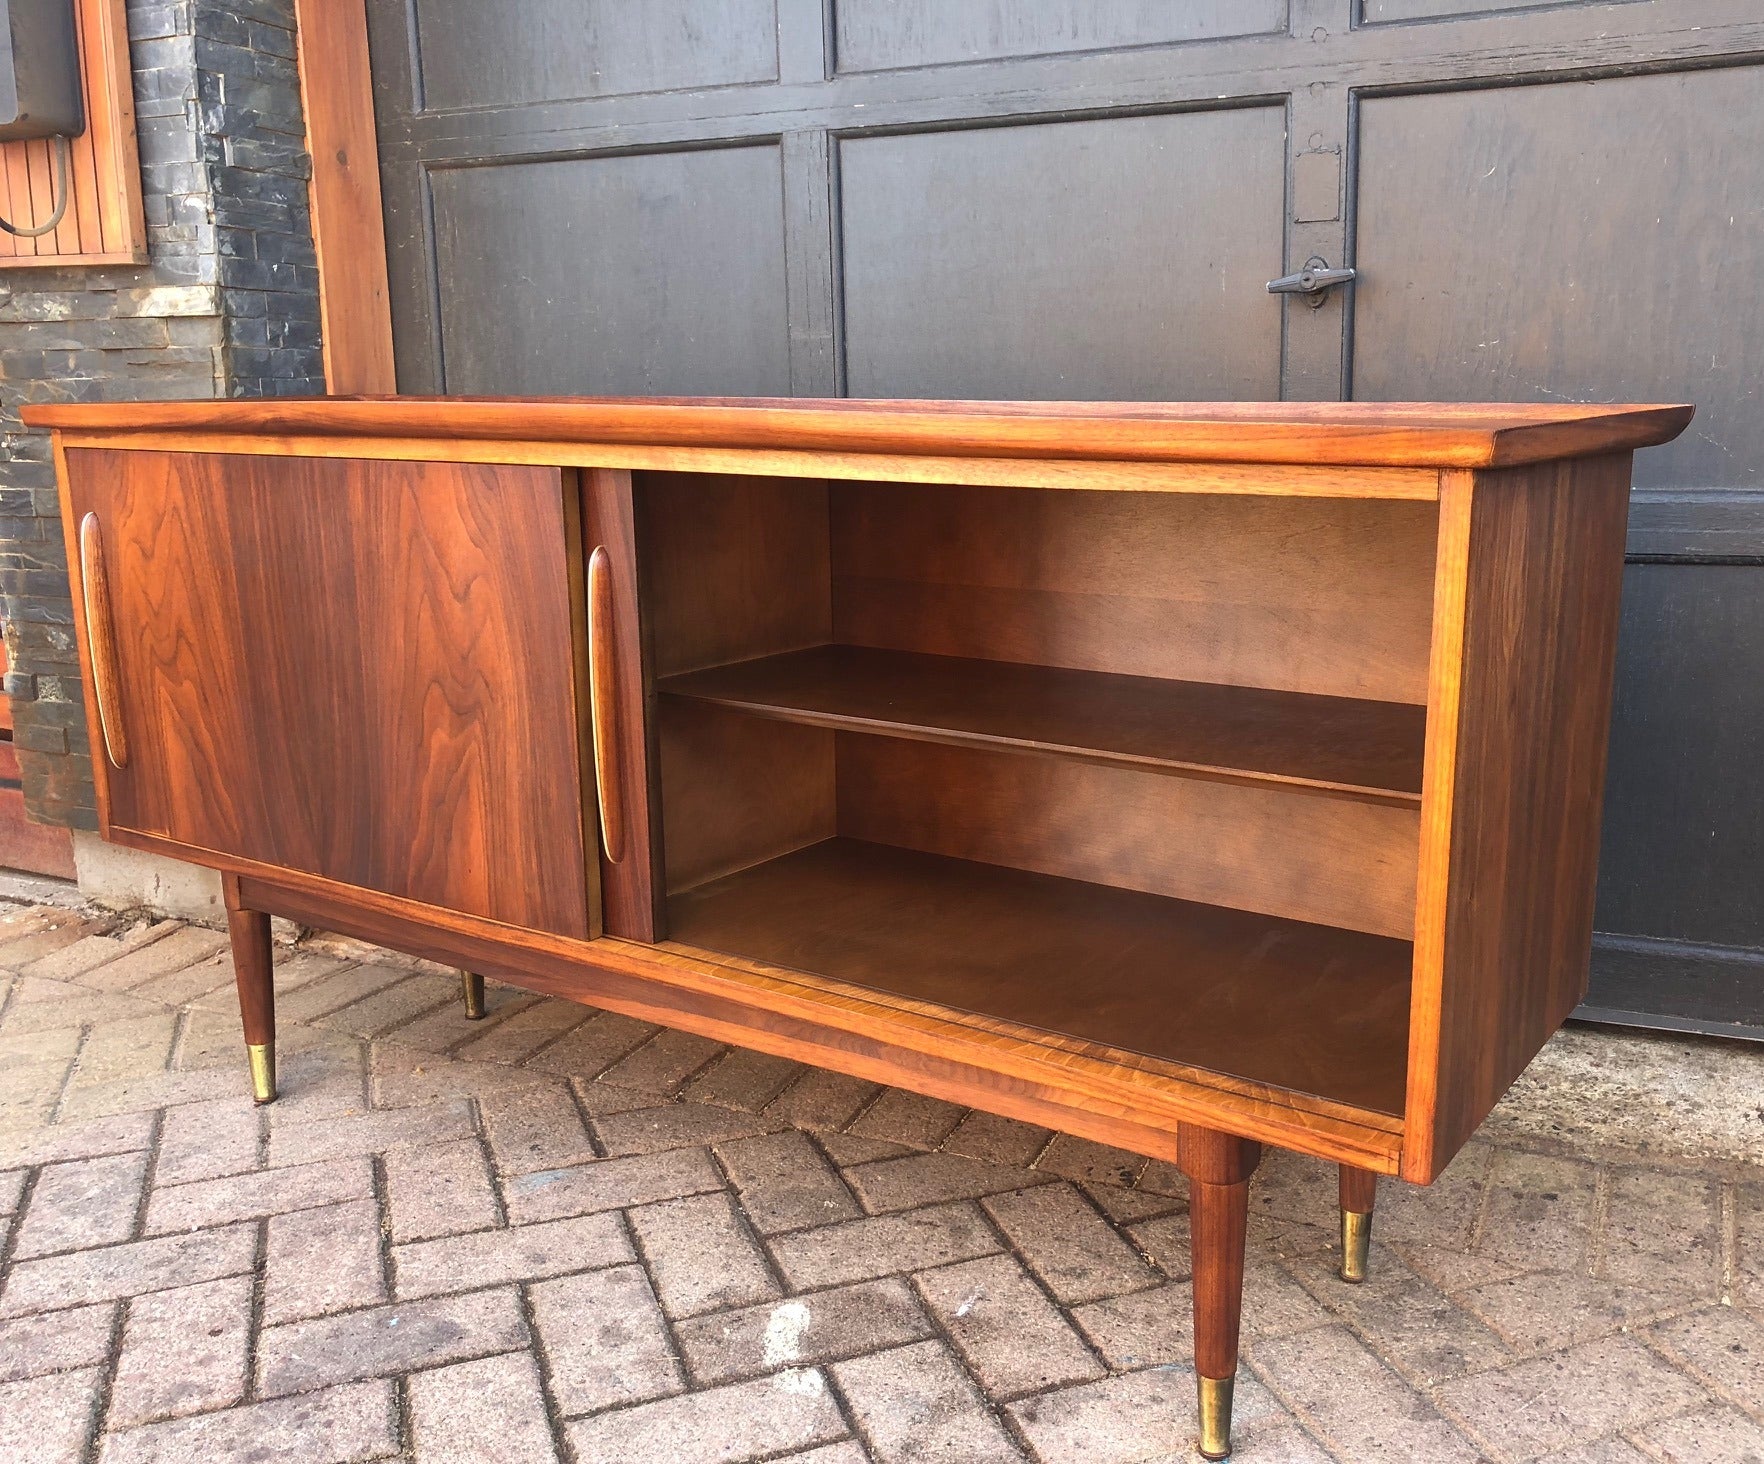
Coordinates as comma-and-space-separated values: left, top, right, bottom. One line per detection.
365, 0, 1764, 1036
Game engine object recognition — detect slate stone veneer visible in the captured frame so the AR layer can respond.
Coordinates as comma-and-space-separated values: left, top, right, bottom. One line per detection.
0, 0, 322, 829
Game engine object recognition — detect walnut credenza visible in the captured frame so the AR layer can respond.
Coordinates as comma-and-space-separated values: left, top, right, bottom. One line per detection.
24, 397, 1691, 1458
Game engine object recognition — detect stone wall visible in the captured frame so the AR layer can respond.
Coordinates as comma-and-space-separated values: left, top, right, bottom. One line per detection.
0, 0, 321, 831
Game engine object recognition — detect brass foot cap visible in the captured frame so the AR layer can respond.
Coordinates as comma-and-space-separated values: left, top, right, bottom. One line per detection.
1340, 1208, 1372, 1284
461, 971, 486, 1020
247, 1042, 277, 1105
1197, 1374, 1235, 1460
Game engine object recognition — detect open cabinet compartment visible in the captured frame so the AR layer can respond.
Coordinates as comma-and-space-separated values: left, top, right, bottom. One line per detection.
637, 469, 1441, 1126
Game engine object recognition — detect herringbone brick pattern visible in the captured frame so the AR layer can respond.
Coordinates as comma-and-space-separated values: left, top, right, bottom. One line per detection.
0, 899, 1759, 1463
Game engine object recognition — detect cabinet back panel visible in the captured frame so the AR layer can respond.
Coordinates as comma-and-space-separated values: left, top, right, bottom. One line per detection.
639, 470, 831, 678
832, 483, 1438, 704
838, 736, 1420, 940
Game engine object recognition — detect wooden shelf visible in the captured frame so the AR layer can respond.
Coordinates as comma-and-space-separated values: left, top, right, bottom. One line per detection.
668, 838, 1413, 1117
660, 645, 1426, 804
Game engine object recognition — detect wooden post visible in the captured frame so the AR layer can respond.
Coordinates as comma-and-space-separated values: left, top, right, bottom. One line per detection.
222, 873, 276, 1104
1178, 1122, 1263, 1460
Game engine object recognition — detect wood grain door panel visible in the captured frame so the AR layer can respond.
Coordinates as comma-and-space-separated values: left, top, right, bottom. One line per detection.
64, 448, 594, 939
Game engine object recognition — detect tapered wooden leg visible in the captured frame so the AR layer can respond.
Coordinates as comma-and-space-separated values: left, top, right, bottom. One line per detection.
1178, 1123, 1263, 1461
222, 875, 275, 1104
461, 970, 486, 1019
1338, 1164, 1378, 1284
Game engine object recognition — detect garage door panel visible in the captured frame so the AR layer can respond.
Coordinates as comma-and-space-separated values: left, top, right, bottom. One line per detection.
833, 0, 1286, 73
1354, 69, 1764, 491
411, 0, 779, 112
1360, 0, 1593, 22
429, 147, 791, 397
839, 108, 1285, 400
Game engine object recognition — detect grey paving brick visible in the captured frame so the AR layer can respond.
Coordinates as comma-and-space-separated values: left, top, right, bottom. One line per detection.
384, 1136, 500, 1243
452, 991, 592, 1066
530, 1263, 682, 1415
983, 1183, 1160, 1305
264, 1197, 388, 1325
0, 985, 167, 1037
265, 1097, 477, 1167
1533, 1442, 1654, 1464
1637, 1403, 1764, 1464
109, 1274, 252, 1426
392, 988, 543, 1054
394, 1211, 630, 1300
257, 1287, 529, 1398
846, 1088, 965, 1149
1083, 1181, 1182, 1225
1007, 1367, 1289, 1464
153, 1095, 262, 1185
1280, 1236, 1513, 1381
525, 1009, 659, 1081
0, 1302, 115, 1382
55, 1067, 231, 1124
0, 1111, 155, 1169
600, 1028, 727, 1095
683, 1048, 805, 1113
833, 1340, 1024, 1462
408, 1351, 561, 1464
477, 1080, 597, 1175
12, 1150, 149, 1258
146, 1154, 372, 1232
764, 1067, 880, 1133
1460, 1269, 1690, 1354
68, 1011, 178, 1087
503, 1147, 724, 1226
768, 1201, 1002, 1290
0, 1050, 71, 1127
312, 973, 455, 1039
1032, 1133, 1146, 1190
99, 1379, 399, 1464
0, 1221, 256, 1316
716, 1131, 860, 1235
596, 1099, 783, 1159
16, 922, 175, 984
1433, 1335, 1706, 1461
1600, 1168, 1723, 1295
815, 1131, 914, 1166
915, 1253, 1105, 1399
1645, 1304, 1764, 1412
1474, 1149, 1600, 1273
566, 1370, 846, 1464
844, 1150, 1049, 1215
129, 951, 235, 1008
941, 1110, 1051, 1168
275, 962, 408, 1025
1254, 1324, 1483, 1464
0, 1366, 103, 1464
676, 1280, 931, 1386
369, 1040, 551, 1107
630, 1192, 780, 1318
78, 926, 228, 993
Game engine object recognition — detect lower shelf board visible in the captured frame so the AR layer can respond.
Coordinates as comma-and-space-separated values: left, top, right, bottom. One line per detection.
667, 838, 1412, 1118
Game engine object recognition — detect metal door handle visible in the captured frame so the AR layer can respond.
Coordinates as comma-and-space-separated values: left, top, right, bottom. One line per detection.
78, 512, 130, 769
1267, 256, 1357, 306
586, 545, 625, 865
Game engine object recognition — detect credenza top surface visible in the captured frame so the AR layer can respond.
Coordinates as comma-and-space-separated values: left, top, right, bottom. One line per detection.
23, 395, 1692, 469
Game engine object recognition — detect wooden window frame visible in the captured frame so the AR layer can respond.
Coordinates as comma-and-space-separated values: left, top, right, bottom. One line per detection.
0, 0, 146, 268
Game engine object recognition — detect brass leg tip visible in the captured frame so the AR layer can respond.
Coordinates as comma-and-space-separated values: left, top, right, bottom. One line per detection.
247, 1042, 277, 1105
1340, 1209, 1372, 1284
461, 970, 486, 1020
1197, 1374, 1235, 1460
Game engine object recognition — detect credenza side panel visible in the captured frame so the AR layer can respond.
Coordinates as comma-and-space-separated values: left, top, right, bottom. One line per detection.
62, 447, 595, 939
1405, 453, 1633, 1182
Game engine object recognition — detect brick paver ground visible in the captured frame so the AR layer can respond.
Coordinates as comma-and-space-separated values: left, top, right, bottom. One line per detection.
0, 897, 1760, 1463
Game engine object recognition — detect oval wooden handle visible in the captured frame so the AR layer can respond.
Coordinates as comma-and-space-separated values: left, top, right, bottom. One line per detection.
586, 545, 625, 865
78, 512, 130, 770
